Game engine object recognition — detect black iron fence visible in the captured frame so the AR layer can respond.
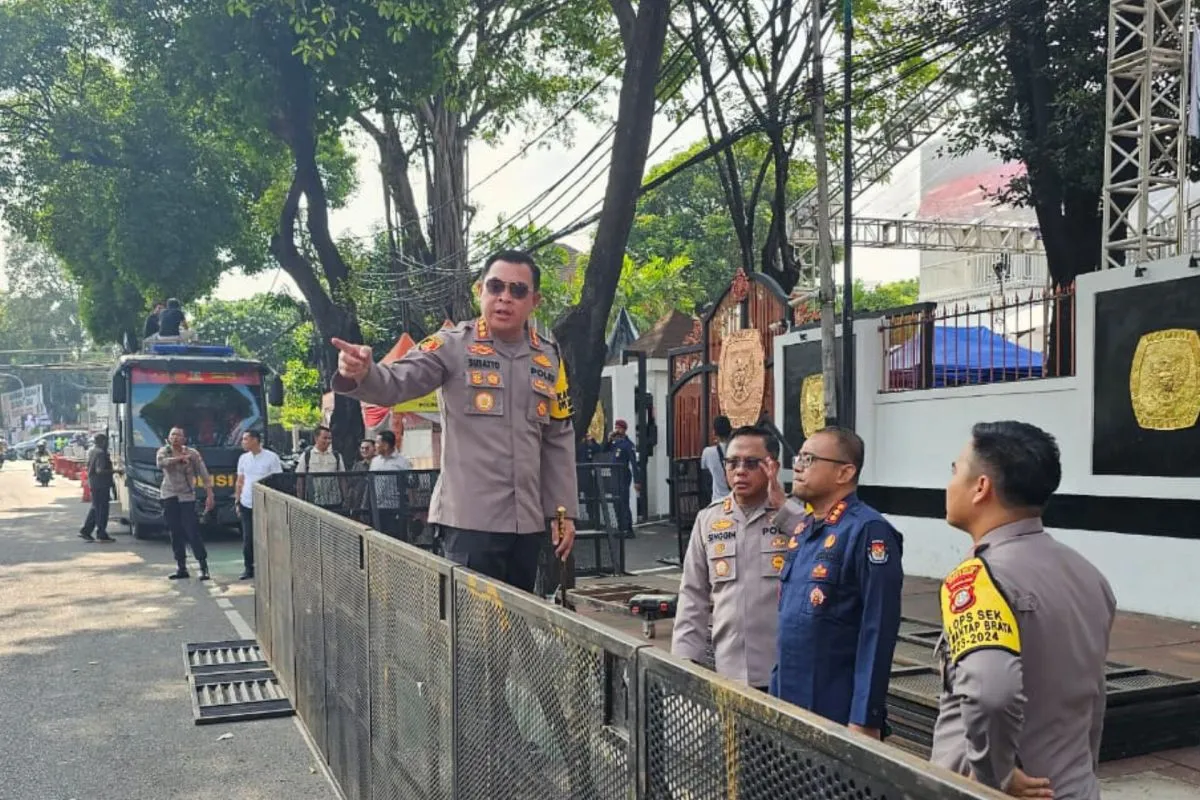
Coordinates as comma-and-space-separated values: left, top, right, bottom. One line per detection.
253, 482, 1003, 800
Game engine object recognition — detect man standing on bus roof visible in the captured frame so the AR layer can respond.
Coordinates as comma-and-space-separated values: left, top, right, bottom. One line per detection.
157, 427, 215, 580
331, 249, 577, 593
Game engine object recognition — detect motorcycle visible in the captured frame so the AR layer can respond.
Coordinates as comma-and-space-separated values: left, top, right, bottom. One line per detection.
35, 456, 52, 486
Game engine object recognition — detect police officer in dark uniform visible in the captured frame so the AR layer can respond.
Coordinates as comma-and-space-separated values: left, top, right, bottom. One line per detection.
771, 426, 904, 739
606, 419, 639, 535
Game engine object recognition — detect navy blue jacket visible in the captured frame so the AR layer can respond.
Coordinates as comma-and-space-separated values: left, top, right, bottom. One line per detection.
770, 494, 904, 730
607, 435, 639, 484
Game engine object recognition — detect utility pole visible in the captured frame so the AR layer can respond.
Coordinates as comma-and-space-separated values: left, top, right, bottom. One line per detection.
840, 0, 855, 429
811, 0, 839, 425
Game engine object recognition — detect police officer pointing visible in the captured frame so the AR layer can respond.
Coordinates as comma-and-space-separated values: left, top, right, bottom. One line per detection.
672, 425, 787, 689
331, 250, 577, 592
932, 421, 1115, 800
771, 426, 903, 739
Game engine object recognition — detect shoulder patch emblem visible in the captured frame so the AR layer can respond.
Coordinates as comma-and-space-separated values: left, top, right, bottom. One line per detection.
533, 353, 553, 368
868, 539, 888, 564
940, 557, 1021, 664
467, 343, 496, 356
418, 335, 444, 352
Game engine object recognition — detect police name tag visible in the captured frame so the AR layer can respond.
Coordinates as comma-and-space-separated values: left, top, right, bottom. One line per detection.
940, 557, 1021, 664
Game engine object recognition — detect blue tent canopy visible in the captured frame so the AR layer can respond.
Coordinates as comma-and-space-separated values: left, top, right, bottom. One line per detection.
888, 326, 1043, 387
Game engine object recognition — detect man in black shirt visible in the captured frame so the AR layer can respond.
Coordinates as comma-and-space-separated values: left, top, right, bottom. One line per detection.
158, 299, 186, 337
80, 433, 116, 543
143, 302, 164, 338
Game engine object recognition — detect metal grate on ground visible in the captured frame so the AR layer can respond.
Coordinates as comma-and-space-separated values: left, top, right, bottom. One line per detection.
188, 668, 294, 725
182, 640, 268, 676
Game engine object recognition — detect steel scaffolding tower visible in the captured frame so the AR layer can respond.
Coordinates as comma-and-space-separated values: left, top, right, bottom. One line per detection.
1101, 0, 1192, 269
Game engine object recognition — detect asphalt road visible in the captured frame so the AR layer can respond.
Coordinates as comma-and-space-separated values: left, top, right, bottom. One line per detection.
0, 460, 336, 800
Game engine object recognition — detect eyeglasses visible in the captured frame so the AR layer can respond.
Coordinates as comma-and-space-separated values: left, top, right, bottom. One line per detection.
484, 277, 531, 300
723, 457, 765, 471
794, 452, 850, 469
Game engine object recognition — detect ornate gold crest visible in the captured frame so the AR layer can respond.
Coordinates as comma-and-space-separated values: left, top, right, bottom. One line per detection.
1129, 328, 1200, 431
587, 401, 606, 442
717, 328, 765, 427
801, 373, 825, 438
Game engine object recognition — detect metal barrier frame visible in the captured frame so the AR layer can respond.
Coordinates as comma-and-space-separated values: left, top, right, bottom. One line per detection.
253, 483, 1004, 800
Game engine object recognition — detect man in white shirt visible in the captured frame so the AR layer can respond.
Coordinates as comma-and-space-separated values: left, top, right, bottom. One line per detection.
369, 430, 411, 540
235, 429, 283, 580
700, 415, 733, 502
295, 424, 346, 510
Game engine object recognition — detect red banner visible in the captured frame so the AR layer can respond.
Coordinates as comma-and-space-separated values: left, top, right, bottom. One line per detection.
131, 368, 261, 386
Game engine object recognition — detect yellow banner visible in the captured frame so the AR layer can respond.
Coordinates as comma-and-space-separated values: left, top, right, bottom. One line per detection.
395, 392, 439, 413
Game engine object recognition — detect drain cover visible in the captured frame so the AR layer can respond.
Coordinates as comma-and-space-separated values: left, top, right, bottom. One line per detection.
189, 668, 294, 725
183, 640, 268, 676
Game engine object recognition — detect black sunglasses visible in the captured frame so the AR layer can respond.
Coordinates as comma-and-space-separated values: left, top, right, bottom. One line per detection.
484, 277, 531, 300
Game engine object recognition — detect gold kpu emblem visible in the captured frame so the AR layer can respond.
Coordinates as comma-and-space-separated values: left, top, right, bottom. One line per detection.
801, 373, 826, 438
1129, 328, 1200, 431
717, 328, 765, 427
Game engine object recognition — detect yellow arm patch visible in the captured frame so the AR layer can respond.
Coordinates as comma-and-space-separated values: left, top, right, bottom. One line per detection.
940, 557, 1021, 664
549, 358, 573, 420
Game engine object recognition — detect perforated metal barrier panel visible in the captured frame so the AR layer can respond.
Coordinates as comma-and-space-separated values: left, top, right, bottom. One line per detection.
253, 485, 1005, 800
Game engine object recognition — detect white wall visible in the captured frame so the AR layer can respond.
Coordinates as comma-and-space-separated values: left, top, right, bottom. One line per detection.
603, 359, 672, 519
775, 256, 1200, 621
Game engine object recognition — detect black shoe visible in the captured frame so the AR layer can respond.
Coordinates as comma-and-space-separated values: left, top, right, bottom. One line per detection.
96, 534, 115, 543
198, 564, 211, 581
78, 531, 95, 542
239, 571, 254, 581
168, 570, 190, 580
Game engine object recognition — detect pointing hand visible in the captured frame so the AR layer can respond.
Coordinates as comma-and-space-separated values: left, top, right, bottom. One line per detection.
331, 338, 373, 383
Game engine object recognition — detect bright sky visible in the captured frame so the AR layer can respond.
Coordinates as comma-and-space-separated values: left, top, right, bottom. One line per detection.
0, 94, 925, 301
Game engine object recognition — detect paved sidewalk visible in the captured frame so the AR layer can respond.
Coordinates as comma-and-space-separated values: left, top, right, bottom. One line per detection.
0, 462, 336, 800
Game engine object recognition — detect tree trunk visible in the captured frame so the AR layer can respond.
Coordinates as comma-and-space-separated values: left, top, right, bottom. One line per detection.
425, 101, 473, 321
553, 0, 670, 438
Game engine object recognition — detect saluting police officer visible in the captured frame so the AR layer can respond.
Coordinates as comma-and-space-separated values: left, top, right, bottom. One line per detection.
932, 421, 1115, 800
771, 426, 903, 739
331, 250, 577, 591
672, 425, 787, 690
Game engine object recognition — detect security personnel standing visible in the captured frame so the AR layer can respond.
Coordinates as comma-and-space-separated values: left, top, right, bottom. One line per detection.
332, 250, 577, 592
772, 426, 903, 739
672, 425, 787, 689
932, 421, 1115, 800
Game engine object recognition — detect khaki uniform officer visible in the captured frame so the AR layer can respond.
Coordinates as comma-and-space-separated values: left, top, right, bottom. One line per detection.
932, 421, 1116, 800
333, 250, 578, 593
672, 425, 788, 690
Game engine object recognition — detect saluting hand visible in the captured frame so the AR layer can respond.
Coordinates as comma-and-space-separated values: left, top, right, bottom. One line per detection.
331, 338, 373, 382
764, 456, 786, 508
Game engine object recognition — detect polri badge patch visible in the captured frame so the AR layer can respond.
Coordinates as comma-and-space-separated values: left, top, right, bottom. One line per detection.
418, 335, 444, 352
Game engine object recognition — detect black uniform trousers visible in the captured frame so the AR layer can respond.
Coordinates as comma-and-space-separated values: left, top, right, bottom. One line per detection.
238, 503, 254, 572
80, 488, 112, 537
440, 527, 545, 593
163, 497, 207, 566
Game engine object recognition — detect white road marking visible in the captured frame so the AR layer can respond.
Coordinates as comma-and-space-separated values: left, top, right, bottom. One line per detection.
223, 608, 255, 640
214, 598, 234, 609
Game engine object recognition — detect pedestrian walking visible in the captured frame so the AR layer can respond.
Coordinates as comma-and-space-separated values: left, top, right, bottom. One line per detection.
235, 430, 282, 581
294, 424, 346, 510
157, 427, 214, 580
606, 420, 640, 536
931, 421, 1115, 800
771, 426, 904, 740
331, 249, 577, 592
672, 425, 787, 689
79, 433, 116, 543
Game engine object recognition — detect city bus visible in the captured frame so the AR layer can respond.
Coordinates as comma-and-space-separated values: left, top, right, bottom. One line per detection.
108, 341, 283, 539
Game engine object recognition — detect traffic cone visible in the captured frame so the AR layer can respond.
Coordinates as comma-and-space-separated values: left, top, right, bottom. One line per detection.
81, 472, 91, 503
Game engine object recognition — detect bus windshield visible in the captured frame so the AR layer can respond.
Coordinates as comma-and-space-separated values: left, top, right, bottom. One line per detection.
130, 368, 264, 449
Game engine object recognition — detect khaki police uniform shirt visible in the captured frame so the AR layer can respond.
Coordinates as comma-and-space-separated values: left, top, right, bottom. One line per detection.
156, 446, 209, 502
671, 495, 789, 688
931, 518, 1116, 799
332, 319, 578, 533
